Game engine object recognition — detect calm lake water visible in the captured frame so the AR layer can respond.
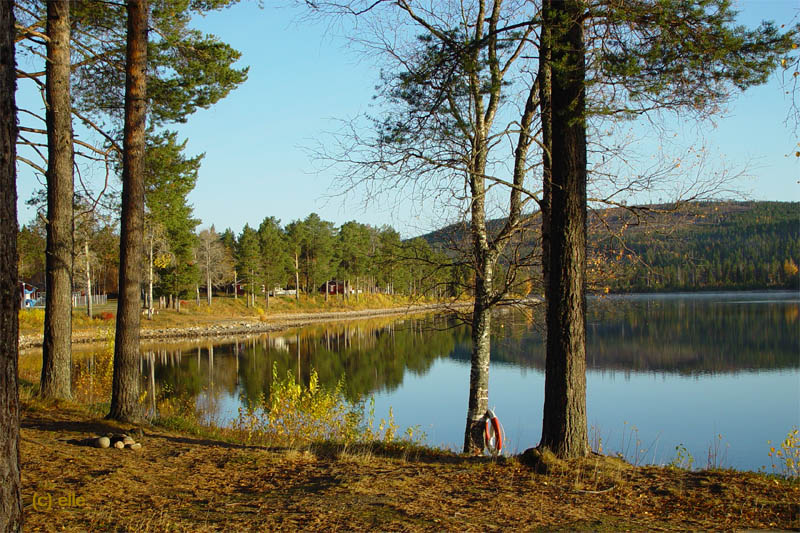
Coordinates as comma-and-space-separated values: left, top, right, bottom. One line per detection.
27, 291, 799, 471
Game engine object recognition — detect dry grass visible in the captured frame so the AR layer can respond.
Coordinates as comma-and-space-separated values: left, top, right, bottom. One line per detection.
18, 396, 800, 532
18, 294, 458, 342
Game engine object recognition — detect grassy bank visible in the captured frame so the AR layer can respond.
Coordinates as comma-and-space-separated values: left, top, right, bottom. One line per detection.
17, 379, 800, 532
19, 293, 459, 345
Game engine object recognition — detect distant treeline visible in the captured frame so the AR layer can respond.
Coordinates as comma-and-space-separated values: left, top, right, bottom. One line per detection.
594, 201, 799, 292
17, 211, 452, 302
17, 201, 798, 301
420, 200, 799, 294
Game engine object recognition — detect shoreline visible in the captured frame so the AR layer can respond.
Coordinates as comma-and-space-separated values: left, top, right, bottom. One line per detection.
19, 301, 472, 350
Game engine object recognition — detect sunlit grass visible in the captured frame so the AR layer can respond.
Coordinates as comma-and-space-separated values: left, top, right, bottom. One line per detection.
18, 294, 450, 336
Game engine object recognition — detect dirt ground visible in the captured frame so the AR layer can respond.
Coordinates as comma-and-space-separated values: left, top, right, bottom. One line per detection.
18, 400, 799, 532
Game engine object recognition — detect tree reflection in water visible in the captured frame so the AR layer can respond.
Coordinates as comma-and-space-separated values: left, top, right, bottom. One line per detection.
19, 292, 796, 431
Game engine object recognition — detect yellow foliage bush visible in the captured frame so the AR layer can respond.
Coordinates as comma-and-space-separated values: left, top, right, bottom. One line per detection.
768, 427, 800, 480
233, 363, 422, 448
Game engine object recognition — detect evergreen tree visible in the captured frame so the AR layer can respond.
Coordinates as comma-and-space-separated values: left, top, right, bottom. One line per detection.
301, 213, 336, 296
68, 0, 249, 129
336, 221, 372, 295
145, 130, 201, 300
0, 0, 22, 526
537, 0, 795, 458
236, 224, 262, 307
17, 220, 46, 287
108, 0, 148, 424
40, 0, 73, 401
285, 220, 306, 299
257, 217, 289, 308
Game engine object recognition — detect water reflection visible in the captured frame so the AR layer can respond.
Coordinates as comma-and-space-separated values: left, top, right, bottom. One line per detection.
485, 292, 799, 374
100, 315, 467, 423
37, 291, 798, 413
17, 291, 799, 469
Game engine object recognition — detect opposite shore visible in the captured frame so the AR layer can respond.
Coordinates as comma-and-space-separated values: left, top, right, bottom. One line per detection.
21, 289, 794, 350
18, 296, 475, 350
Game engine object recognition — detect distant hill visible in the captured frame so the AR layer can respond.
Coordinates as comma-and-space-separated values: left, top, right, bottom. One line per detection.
418, 201, 800, 292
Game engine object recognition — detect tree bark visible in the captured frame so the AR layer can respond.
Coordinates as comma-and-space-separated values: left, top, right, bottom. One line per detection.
539, 0, 589, 458
249, 269, 254, 308
109, 0, 147, 423
463, 140, 492, 452
463, 269, 492, 453
40, 0, 73, 400
539, 0, 552, 297
206, 251, 212, 305
85, 241, 92, 318
0, 0, 22, 527
147, 232, 153, 319
294, 252, 300, 301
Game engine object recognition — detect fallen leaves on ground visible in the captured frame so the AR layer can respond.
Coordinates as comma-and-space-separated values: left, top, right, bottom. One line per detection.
19, 402, 799, 532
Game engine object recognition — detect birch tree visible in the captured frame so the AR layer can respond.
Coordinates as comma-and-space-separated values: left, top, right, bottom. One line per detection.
306, 0, 544, 452
197, 226, 233, 305
306, 0, 796, 457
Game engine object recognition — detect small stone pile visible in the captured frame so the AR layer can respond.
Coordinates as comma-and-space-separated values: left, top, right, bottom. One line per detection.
92, 430, 143, 451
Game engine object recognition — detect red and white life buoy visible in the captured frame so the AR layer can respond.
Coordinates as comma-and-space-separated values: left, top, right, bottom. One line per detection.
484, 409, 504, 454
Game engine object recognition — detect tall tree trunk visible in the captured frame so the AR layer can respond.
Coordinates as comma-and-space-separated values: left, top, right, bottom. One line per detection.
539, 0, 589, 458
463, 147, 493, 453
294, 252, 300, 301
264, 277, 269, 309
40, 0, 73, 400
463, 267, 492, 453
109, 0, 148, 423
147, 232, 153, 319
539, 0, 552, 297
206, 252, 212, 305
0, 2, 22, 527
85, 241, 92, 318
233, 270, 237, 300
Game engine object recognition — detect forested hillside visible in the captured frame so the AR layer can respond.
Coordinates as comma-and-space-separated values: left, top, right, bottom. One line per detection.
420, 201, 799, 293
597, 201, 799, 292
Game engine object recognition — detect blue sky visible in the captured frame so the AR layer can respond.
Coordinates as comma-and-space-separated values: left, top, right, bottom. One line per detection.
14, 0, 799, 237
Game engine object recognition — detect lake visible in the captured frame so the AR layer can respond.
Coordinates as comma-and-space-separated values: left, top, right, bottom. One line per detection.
22, 291, 799, 471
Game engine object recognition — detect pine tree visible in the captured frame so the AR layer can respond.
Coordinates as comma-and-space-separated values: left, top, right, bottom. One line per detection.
236, 225, 262, 307
108, 0, 147, 423
40, 0, 74, 401
0, 0, 22, 526
257, 217, 289, 309
145, 131, 201, 301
